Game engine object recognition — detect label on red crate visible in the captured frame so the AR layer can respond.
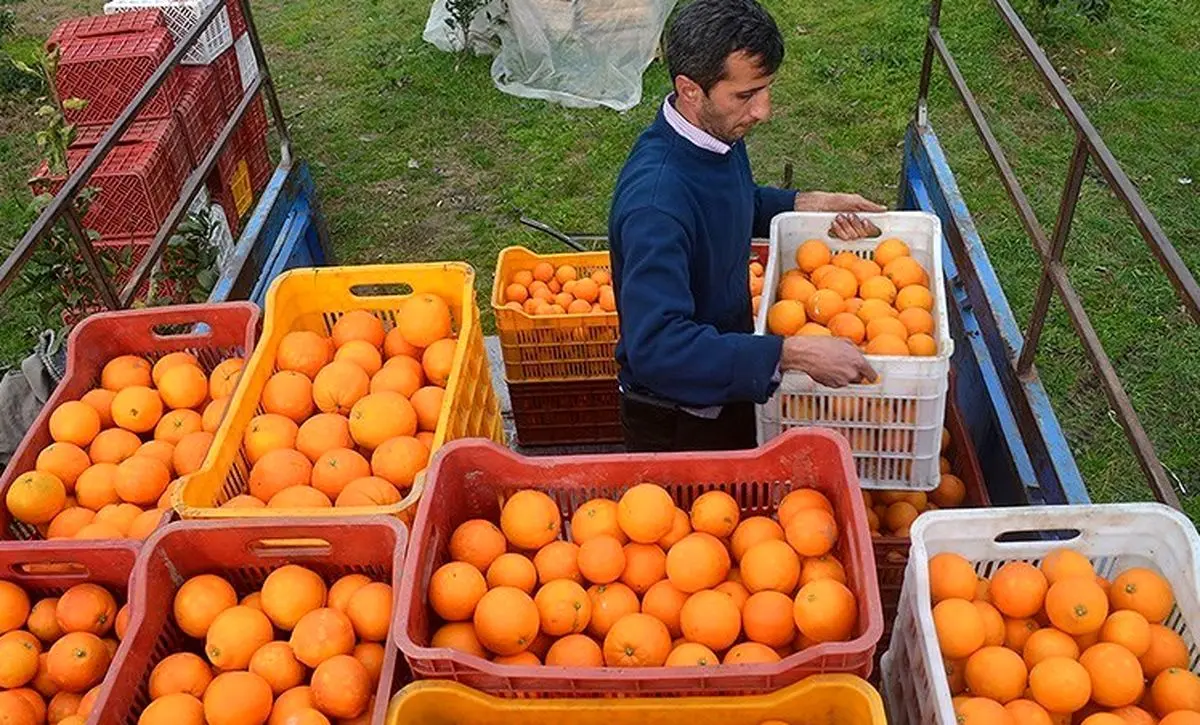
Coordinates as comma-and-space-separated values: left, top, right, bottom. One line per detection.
232, 159, 252, 216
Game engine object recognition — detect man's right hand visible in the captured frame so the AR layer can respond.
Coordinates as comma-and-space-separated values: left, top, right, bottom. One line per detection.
780, 336, 877, 388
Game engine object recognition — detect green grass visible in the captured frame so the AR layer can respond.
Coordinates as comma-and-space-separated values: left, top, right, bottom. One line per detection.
1, 0, 1196, 518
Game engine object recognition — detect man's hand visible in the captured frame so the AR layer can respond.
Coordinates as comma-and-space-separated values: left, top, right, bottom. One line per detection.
780, 336, 877, 388
829, 213, 882, 241
795, 191, 886, 214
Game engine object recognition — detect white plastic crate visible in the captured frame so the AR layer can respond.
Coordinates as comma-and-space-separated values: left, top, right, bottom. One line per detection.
883, 505, 1200, 725
104, 0, 233, 65
754, 211, 953, 491
233, 32, 258, 90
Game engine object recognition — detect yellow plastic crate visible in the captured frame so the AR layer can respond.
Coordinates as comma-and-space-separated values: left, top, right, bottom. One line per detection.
174, 263, 504, 523
386, 676, 887, 725
491, 245, 619, 381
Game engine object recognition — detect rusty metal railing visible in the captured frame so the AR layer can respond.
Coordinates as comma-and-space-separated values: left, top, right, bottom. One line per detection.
0, 0, 292, 308
916, 0, 1198, 509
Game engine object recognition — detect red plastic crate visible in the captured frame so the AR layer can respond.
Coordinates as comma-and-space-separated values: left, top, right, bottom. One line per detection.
0, 540, 139, 716
210, 43, 241, 114
47, 9, 165, 47
0, 303, 260, 540
243, 95, 272, 193
92, 518, 408, 724
174, 65, 225, 166
55, 27, 183, 126
508, 377, 622, 446
226, 0, 247, 37
395, 429, 883, 697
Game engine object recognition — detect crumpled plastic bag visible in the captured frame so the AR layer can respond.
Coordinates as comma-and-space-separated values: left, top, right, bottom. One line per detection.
424, 0, 678, 111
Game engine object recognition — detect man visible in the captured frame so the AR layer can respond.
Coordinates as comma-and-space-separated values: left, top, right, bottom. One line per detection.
609, 0, 883, 453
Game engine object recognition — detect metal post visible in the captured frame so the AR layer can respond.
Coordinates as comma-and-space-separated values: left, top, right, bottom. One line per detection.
914, 0, 943, 128
1017, 135, 1088, 376
61, 206, 120, 310
236, 0, 292, 167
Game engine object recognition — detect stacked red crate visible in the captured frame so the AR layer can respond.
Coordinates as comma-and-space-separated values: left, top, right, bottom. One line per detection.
173, 64, 225, 166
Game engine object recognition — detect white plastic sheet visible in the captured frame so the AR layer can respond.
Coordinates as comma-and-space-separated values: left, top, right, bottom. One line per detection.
424, 0, 678, 111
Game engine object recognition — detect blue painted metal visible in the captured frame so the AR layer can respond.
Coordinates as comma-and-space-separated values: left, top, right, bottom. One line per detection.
900, 122, 1091, 506
208, 160, 329, 306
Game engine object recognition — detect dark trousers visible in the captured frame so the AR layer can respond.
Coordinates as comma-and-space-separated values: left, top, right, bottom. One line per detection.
620, 395, 758, 453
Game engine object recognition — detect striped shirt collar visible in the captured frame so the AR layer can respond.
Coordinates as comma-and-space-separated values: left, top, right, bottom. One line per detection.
663, 94, 732, 155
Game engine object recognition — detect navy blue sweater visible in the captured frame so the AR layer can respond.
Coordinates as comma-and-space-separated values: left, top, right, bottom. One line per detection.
609, 108, 796, 408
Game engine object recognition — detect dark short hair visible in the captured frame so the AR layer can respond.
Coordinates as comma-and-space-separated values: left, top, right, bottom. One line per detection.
666, 0, 785, 94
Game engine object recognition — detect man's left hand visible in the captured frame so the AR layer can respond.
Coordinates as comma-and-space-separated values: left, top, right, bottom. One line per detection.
794, 191, 887, 214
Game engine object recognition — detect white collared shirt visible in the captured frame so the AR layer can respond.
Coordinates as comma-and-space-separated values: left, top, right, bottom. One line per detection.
662, 94, 732, 155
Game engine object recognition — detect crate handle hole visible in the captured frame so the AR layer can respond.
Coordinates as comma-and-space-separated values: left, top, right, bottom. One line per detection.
152, 322, 213, 338
350, 283, 413, 297
994, 529, 1082, 544
10, 562, 89, 577
249, 537, 333, 557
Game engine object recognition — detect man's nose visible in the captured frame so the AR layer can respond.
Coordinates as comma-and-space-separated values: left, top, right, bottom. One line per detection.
751, 89, 771, 122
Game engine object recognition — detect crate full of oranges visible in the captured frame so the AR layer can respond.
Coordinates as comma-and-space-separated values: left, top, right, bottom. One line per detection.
491, 246, 620, 382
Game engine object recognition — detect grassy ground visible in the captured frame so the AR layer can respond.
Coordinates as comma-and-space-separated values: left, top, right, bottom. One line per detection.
1, 0, 1196, 517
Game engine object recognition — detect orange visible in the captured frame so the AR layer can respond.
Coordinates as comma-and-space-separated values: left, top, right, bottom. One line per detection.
930, 552, 978, 603
0, 581, 29, 634
640, 580, 688, 638
114, 455, 169, 505
79, 388, 117, 429
1029, 657, 1092, 714
5, 471, 67, 525
620, 543, 667, 595
849, 258, 882, 284
1022, 627, 1080, 668
883, 255, 928, 289
777, 488, 833, 525
665, 532, 730, 593
312, 361, 370, 415
310, 448, 371, 500
311, 655, 371, 720
907, 333, 938, 356
205, 605, 273, 670
172, 431, 213, 477
45, 631, 109, 693
1004, 699, 1054, 725
345, 582, 391, 642
420, 338, 457, 388
533, 540, 582, 584
818, 268, 858, 299
665, 641, 719, 667
349, 392, 417, 450
91, 502, 140, 537
486, 553, 538, 594
730, 516, 784, 562
793, 578, 857, 643
555, 265, 577, 284
974, 600, 1006, 646
138, 693, 204, 725
398, 294, 453, 348
409, 386, 444, 432
784, 508, 838, 557
324, 574, 370, 615
954, 697, 1013, 724
965, 646, 1028, 703
899, 306, 935, 336
101, 355, 152, 391
369, 364, 422, 398
1161, 713, 1200, 725
248, 448, 313, 502
262, 370, 315, 423
1140, 624, 1189, 678
740, 539, 800, 594
294, 414, 353, 462
47, 692, 83, 723
796, 240, 832, 273
1109, 706, 1161, 724
933, 598, 986, 659
174, 574, 237, 639
223, 494, 266, 509
361, 435, 427, 490
831, 251, 859, 269
800, 555, 847, 586
499, 490, 561, 550
578, 535, 625, 585
534, 579, 591, 636
866, 316, 908, 342
202, 671, 273, 725
353, 642, 386, 686
657, 507, 692, 549
0, 631, 39, 689
26, 598, 62, 642
208, 358, 245, 400
137, 440, 176, 472
779, 275, 817, 303
331, 310, 385, 350
289, 608, 356, 668
723, 642, 782, 665
56, 582, 117, 635
805, 289, 845, 325
1110, 568, 1174, 624
828, 312, 866, 343
334, 340, 383, 377
586, 583, 640, 639
617, 483, 675, 544
689, 491, 740, 538
1099, 609, 1152, 657
874, 238, 910, 267
242, 413, 299, 466
766, 300, 807, 336
149, 652, 213, 699
991, 562, 1049, 618
896, 285, 934, 312
856, 297, 899, 325
1080, 642, 1145, 707
1004, 617, 1040, 654
1045, 576, 1109, 634
158, 364, 208, 410
473, 587, 540, 656
260, 564, 328, 631
866, 334, 909, 355
49, 401, 102, 447
335, 476, 402, 507
429, 562, 487, 622
796, 322, 831, 336
1150, 667, 1200, 716
277, 330, 333, 379
931, 474, 967, 508
742, 590, 796, 647
429, 622, 487, 658
110, 386, 163, 433
449, 519, 507, 572
1079, 716, 1126, 725
715, 580, 750, 611
603, 612, 671, 667
36, 443, 91, 490
859, 275, 898, 305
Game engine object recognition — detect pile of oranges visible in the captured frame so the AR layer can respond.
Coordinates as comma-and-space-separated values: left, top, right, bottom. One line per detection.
762, 238, 938, 357
225, 300, 456, 510
129, 565, 392, 723
0, 579, 129, 723
4, 352, 241, 540
929, 549, 1199, 724
868, 428, 969, 538
499, 262, 617, 316
425, 483, 860, 669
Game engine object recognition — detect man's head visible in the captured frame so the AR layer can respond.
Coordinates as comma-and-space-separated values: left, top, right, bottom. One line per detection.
666, 0, 784, 143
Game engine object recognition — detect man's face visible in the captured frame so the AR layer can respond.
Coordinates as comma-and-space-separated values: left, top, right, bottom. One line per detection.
696, 51, 774, 143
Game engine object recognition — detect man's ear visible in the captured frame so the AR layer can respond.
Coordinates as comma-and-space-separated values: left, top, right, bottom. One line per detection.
675, 75, 703, 104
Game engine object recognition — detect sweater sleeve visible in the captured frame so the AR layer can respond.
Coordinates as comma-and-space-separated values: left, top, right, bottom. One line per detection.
753, 185, 797, 238
616, 207, 784, 407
